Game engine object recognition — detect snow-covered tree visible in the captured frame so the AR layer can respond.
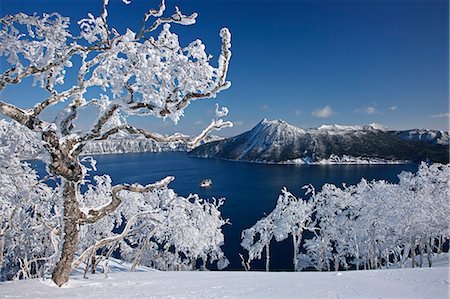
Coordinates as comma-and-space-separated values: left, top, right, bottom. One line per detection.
0, 0, 232, 286
120, 190, 229, 272
241, 188, 315, 271
71, 175, 229, 275
0, 148, 60, 280
305, 163, 449, 271
243, 163, 449, 272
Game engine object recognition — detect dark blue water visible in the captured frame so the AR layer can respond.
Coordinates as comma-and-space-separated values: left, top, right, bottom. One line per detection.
30, 152, 418, 271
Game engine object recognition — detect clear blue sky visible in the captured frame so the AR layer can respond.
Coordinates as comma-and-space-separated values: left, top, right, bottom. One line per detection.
1, 0, 448, 136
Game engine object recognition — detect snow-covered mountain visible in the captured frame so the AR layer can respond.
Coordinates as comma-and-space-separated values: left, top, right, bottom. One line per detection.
190, 119, 449, 164
393, 129, 449, 145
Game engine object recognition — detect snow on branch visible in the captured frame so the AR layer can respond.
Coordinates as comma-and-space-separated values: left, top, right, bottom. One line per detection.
137, 0, 198, 37
72, 211, 160, 270
77, 104, 231, 153
1, 1, 232, 134
80, 176, 174, 225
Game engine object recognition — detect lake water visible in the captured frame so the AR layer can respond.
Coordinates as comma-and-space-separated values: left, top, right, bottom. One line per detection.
32, 152, 418, 271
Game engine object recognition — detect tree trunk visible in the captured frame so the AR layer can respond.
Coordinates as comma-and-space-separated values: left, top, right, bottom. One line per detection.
52, 180, 81, 287
334, 258, 339, 272
385, 249, 390, 269
265, 245, 270, 272
292, 230, 302, 272
131, 229, 156, 272
400, 242, 411, 268
131, 241, 149, 272
0, 235, 4, 269
292, 233, 298, 271
91, 255, 97, 274
355, 237, 360, 270
418, 241, 424, 267
411, 241, 416, 268
427, 238, 432, 267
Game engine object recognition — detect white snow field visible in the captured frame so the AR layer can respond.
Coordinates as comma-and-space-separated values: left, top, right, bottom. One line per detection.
0, 254, 448, 299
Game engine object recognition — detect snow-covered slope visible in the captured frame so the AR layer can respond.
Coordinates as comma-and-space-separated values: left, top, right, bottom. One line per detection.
393, 128, 449, 145
0, 254, 448, 299
190, 119, 449, 164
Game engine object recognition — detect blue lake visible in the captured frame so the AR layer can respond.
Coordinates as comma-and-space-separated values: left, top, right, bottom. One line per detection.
31, 152, 418, 271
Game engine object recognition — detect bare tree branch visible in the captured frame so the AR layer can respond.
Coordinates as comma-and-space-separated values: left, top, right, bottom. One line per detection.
188, 118, 232, 149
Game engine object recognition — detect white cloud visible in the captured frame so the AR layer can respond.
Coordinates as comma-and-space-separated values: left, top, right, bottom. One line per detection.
294, 109, 302, 116
389, 106, 397, 111
194, 120, 204, 125
430, 112, 450, 118
354, 106, 380, 115
366, 107, 378, 115
259, 104, 269, 111
312, 105, 335, 118
234, 120, 244, 126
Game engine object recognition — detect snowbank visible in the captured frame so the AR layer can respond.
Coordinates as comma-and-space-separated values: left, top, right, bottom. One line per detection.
1, 254, 448, 299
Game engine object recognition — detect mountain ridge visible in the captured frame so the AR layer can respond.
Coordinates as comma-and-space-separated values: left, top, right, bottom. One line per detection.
190, 119, 449, 164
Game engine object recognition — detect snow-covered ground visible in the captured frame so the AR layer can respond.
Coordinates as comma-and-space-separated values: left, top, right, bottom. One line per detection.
283, 154, 409, 165
1, 254, 448, 299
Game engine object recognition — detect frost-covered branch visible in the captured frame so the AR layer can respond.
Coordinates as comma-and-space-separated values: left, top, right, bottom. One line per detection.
137, 0, 197, 38
73, 212, 160, 270
80, 176, 174, 225
78, 104, 232, 153
0, 102, 47, 132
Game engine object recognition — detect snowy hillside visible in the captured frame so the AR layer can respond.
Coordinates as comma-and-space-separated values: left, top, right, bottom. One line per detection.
393, 128, 449, 145
0, 254, 448, 299
190, 119, 449, 164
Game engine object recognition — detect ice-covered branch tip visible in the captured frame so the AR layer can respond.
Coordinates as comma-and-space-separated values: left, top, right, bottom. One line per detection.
218, 28, 232, 87
144, 0, 165, 20
188, 104, 233, 149
215, 103, 229, 119
139, 1, 197, 36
